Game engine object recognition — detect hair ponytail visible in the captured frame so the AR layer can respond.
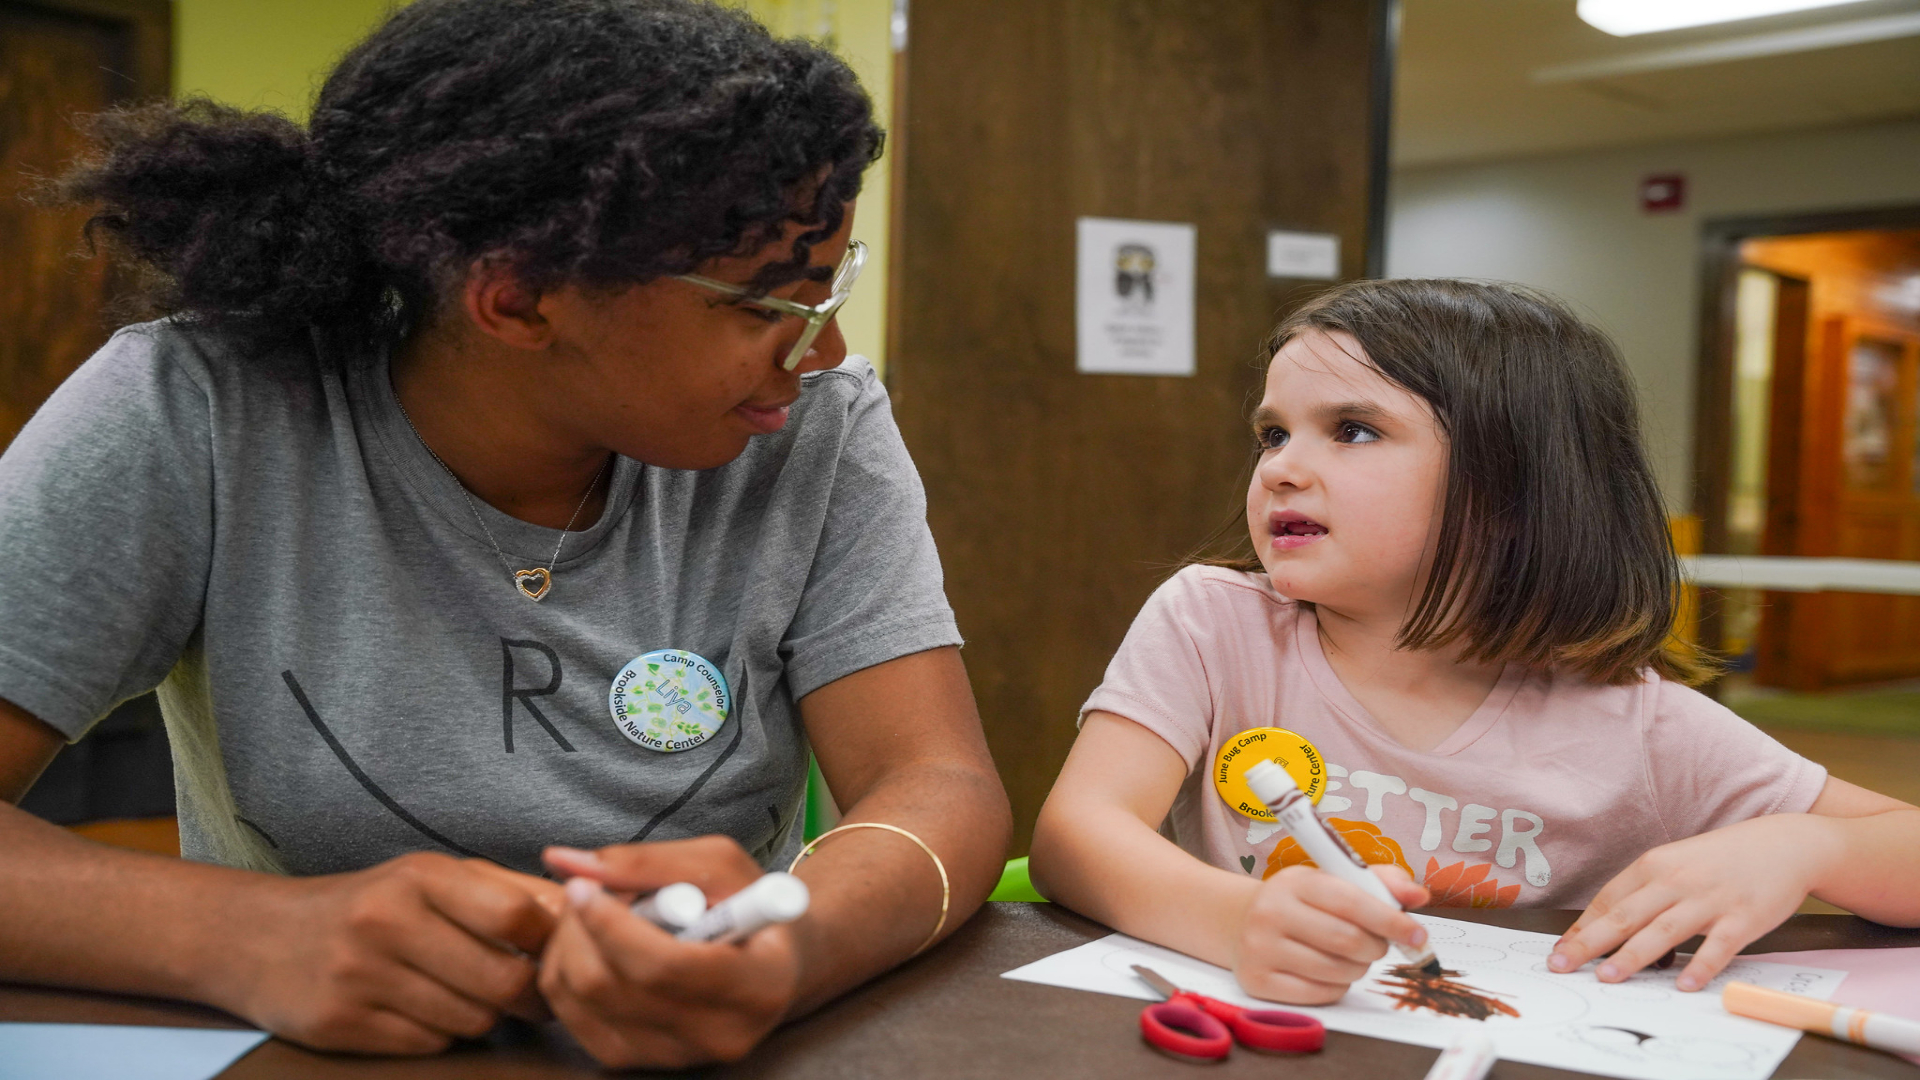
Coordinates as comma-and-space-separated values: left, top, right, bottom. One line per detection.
56, 99, 389, 345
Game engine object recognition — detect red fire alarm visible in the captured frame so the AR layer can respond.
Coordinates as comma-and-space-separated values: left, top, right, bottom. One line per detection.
1640, 173, 1685, 213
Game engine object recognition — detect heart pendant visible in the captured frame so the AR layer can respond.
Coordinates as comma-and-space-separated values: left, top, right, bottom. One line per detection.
514, 568, 552, 601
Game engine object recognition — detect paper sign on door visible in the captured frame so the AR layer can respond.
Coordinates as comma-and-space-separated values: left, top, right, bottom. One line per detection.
1075, 217, 1196, 377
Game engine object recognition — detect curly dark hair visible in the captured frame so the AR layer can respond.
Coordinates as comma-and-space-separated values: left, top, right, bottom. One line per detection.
55, 0, 883, 349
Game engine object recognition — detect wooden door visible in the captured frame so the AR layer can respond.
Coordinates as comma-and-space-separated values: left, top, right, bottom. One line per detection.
1759, 315, 1920, 689
1752, 275, 1813, 686
1823, 319, 1920, 683
0, 0, 169, 447
3, 0, 174, 826
887, 0, 1390, 850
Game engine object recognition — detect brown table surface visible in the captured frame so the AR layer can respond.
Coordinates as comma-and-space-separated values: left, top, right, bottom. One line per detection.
4, 903, 1917, 1078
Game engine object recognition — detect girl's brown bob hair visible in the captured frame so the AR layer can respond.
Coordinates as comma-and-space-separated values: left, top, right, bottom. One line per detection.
1222, 278, 1716, 687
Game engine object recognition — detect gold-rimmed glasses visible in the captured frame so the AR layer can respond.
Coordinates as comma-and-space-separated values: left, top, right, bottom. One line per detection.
677, 239, 868, 371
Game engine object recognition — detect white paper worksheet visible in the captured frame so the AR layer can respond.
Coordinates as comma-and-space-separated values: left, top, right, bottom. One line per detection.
1001, 915, 1847, 1080
0, 1023, 268, 1080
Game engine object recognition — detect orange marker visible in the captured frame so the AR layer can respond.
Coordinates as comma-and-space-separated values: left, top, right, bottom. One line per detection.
1724, 982, 1920, 1057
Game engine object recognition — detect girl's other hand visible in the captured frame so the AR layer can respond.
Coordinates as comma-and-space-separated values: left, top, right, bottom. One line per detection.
1234, 863, 1430, 1005
536, 837, 802, 1068
1549, 815, 1823, 991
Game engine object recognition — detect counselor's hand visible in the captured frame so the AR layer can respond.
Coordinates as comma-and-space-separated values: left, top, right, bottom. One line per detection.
463, 857, 568, 920
539, 836, 802, 1068
224, 852, 558, 1054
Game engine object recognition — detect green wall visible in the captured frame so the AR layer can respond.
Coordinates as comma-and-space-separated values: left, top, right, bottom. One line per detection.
174, 0, 394, 117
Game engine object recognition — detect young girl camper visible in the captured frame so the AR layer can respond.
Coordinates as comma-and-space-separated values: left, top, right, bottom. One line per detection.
1030, 279, 1920, 1005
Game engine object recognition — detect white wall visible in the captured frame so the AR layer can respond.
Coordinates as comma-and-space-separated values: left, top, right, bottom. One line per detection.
1386, 118, 1920, 511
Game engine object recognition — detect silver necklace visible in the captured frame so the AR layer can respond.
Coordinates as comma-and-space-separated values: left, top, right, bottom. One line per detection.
395, 399, 609, 602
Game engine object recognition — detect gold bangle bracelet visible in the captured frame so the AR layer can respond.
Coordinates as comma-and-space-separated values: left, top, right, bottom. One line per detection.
789, 821, 951, 956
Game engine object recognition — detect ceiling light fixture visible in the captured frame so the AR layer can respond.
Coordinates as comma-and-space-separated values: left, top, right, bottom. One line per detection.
1577, 0, 1875, 36
1536, 9, 1920, 80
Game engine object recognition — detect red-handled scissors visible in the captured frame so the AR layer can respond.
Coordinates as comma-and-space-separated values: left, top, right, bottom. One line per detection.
1133, 964, 1325, 1061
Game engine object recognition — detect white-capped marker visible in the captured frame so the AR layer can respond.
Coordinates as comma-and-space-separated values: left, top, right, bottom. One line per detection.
1244, 759, 1442, 976
631, 882, 707, 930
676, 871, 810, 944
1724, 981, 1920, 1057
1421, 1030, 1497, 1080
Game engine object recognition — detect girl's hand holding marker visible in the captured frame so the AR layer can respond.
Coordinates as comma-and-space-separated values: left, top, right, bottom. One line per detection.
1233, 761, 1435, 1005
1236, 862, 1430, 1006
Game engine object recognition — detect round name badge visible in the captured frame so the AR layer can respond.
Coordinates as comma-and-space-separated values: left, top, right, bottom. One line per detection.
1212, 727, 1325, 821
608, 650, 731, 753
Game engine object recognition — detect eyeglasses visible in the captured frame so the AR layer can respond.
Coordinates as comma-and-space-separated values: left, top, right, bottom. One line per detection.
677, 239, 869, 371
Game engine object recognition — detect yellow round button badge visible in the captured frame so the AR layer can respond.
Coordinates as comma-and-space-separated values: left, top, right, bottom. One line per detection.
1212, 727, 1325, 820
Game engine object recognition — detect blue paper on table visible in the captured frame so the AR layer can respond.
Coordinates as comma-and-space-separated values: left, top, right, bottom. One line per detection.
0, 1023, 268, 1080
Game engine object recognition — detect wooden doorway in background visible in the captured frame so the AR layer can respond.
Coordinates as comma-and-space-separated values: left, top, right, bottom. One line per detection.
1696, 209, 1920, 692
888, 0, 1395, 851
3, 0, 176, 846
1, 0, 170, 445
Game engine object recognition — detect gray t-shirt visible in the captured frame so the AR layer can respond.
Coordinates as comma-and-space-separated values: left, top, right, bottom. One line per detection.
0, 323, 960, 875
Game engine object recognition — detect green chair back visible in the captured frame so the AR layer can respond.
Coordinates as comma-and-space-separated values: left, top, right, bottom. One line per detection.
989, 855, 1047, 902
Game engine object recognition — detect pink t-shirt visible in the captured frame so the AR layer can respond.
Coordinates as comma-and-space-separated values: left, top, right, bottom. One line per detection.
1081, 565, 1828, 909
